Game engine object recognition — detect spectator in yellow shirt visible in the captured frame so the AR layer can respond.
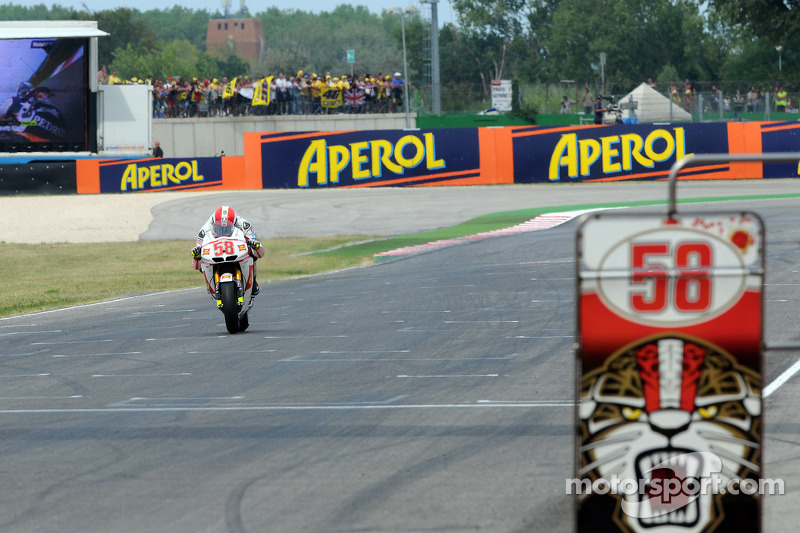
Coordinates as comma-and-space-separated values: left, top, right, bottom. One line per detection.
107, 70, 122, 85
311, 75, 324, 114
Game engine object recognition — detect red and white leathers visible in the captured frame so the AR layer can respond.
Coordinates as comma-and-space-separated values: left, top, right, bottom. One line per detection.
192, 213, 265, 271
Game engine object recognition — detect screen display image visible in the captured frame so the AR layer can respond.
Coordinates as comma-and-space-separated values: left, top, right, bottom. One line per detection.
0, 37, 88, 152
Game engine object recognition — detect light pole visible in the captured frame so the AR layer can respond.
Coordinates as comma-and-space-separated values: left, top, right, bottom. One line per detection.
420, 0, 441, 114
388, 7, 415, 128
776, 45, 784, 78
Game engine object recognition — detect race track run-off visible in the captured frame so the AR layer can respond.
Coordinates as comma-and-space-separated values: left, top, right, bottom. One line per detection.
375, 209, 600, 259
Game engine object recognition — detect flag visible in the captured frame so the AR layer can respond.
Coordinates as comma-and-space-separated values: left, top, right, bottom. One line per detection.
343, 88, 365, 108
252, 76, 273, 106
321, 87, 342, 109
222, 77, 237, 99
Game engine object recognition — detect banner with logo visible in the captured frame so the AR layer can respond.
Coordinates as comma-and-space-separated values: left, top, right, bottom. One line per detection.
97, 157, 223, 192
252, 76, 273, 107
511, 123, 731, 183
71, 122, 799, 193
321, 87, 343, 109
250, 129, 501, 189
222, 77, 237, 99
575, 210, 764, 532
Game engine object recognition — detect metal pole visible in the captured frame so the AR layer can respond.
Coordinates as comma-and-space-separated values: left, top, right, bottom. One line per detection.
666, 153, 800, 217
599, 53, 606, 96
430, 0, 441, 114
401, 12, 411, 128
698, 94, 704, 122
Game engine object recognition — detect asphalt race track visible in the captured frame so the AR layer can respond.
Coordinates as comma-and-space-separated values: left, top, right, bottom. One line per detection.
1, 185, 800, 532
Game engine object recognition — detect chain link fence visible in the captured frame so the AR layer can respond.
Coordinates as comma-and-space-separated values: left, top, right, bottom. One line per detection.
417, 81, 800, 121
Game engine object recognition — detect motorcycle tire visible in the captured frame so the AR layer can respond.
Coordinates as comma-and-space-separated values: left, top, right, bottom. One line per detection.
221, 282, 240, 334
239, 312, 249, 332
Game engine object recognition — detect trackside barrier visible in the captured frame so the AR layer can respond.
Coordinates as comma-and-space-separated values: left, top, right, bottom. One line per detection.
74, 156, 249, 194
27, 122, 800, 193
573, 152, 800, 533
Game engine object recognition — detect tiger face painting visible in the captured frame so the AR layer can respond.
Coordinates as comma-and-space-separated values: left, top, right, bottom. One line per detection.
578, 334, 761, 533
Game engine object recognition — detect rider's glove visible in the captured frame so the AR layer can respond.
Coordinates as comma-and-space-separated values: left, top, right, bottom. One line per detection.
247, 239, 261, 250
191, 246, 202, 259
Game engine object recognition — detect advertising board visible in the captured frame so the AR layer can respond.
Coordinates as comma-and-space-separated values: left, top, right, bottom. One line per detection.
98, 157, 223, 193
256, 129, 486, 189
491, 80, 512, 111
760, 122, 800, 178
512, 124, 730, 183
575, 210, 764, 533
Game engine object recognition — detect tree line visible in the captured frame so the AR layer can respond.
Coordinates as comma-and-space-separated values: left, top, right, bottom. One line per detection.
0, 1, 796, 104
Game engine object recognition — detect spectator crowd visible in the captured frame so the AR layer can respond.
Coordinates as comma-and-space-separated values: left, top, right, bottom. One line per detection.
97, 65, 411, 118
659, 77, 798, 115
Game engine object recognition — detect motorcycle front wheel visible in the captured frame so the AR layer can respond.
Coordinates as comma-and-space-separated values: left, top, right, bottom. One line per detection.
239, 312, 249, 332
220, 282, 240, 334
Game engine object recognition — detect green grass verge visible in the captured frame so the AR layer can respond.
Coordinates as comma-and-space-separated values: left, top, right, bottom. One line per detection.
0, 237, 374, 318
3, 190, 799, 318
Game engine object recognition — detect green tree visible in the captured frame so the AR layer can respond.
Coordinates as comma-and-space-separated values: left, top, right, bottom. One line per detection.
438, 23, 482, 84
138, 6, 218, 52
215, 52, 251, 80
708, 0, 799, 82
93, 8, 159, 70
254, 6, 404, 78
708, 0, 800, 48
0, 2, 79, 20
450, 0, 536, 101
546, 0, 719, 94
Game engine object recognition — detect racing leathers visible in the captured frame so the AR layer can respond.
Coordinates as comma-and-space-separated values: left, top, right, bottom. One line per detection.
191, 214, 265, 295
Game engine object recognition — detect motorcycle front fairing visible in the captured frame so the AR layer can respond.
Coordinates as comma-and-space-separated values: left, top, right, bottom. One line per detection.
198, 227, 255, 314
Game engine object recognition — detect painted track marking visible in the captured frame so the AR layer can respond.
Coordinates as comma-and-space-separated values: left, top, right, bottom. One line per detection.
375, 209, 599, 257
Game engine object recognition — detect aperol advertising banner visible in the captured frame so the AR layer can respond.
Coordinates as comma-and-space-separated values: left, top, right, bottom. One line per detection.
575, 211, 763, 533
257, 129, 482, 189
760, 122, 800, 179
512, 124, 730, 183
98, 157, 223, 193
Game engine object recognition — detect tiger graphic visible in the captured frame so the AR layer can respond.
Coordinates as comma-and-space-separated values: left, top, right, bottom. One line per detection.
578, 334, 761, 533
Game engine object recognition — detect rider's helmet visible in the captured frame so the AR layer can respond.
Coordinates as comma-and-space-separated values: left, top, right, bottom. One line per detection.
16, 82, 34, 99
212, 205, 236, 237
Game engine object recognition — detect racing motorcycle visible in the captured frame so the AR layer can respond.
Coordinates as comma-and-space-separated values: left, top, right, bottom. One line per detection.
0, 83, 69, 143
198, 226, 256, 334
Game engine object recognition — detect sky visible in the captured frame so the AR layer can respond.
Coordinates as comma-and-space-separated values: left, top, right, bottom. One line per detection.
45, 0, 458, 27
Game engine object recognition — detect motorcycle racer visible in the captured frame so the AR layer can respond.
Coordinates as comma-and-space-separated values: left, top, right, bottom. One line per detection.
0, 82, 68, 142
191, 206, 264, 295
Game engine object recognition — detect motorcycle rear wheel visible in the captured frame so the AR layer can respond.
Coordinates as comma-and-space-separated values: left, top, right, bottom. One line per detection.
221, 282, 240, 334
239, 312, 249, 332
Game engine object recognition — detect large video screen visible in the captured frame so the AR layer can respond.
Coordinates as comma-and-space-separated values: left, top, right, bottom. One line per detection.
0, 37, 88, 152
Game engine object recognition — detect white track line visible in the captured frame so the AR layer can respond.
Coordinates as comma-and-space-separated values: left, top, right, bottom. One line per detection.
764, 359, 800, 397
0, 402, 576, 414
